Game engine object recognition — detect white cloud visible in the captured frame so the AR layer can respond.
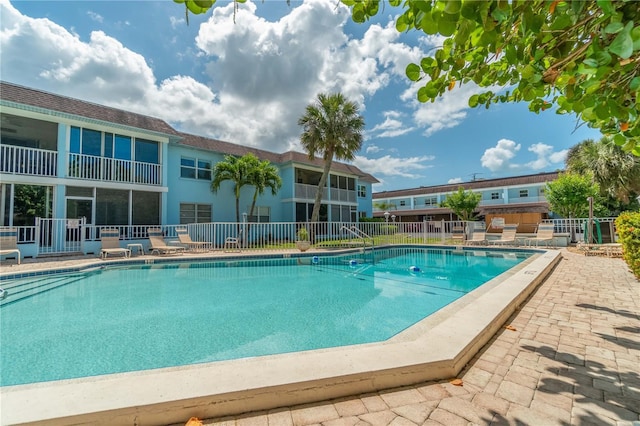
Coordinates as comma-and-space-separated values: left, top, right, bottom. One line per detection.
0, 0, 479, 155
352, 154, 434, 179
549, 149, 568, 164
448, 177, 463, 184
524, 143, 568, 169
169, 16, 185, 29
404, 82, 495, 137
481, 139, 521, 172
368, 110, 415, 139
365, 144, 382, 154
481, 139, 567, 172
87, 11, 103, 23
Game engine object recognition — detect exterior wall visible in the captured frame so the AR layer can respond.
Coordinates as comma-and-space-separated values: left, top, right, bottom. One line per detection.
356, 180, 373, 218
165, 146, 223, 224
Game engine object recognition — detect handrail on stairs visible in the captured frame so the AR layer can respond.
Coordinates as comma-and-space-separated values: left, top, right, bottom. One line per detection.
340, 225, 374, 248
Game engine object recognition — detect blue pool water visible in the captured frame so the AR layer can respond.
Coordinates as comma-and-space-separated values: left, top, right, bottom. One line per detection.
0, 247, 529, 386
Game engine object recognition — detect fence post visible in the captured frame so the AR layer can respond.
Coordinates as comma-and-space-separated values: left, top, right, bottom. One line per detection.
440, 219, 445, 244
35, 217, 41, 255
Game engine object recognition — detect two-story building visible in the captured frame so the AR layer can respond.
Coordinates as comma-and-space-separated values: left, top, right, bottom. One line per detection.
373, 172, 559, 233
0, 81, 377, 256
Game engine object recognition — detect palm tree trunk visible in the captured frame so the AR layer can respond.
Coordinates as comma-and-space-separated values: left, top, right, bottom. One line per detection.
235, 189, 241, 233
310, 157, 333, 223
247, 190, 258, 236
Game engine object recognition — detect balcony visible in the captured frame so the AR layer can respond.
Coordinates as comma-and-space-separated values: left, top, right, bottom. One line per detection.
330, 187, 356, 203
0, 144, 58, 177
295, 183, 327, 200
68, 153, 162, 186
294, 183, 356, 203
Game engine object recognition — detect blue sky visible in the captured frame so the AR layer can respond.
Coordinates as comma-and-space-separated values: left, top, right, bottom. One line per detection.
1, 0, 602, 191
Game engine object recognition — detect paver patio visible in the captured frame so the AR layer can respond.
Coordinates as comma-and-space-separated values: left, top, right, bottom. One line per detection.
168, 250, 639, 426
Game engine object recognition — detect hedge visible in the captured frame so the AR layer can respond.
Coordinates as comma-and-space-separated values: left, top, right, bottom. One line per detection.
615, 211, 640, 279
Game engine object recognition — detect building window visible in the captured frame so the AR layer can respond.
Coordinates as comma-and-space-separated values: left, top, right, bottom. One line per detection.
70, 126, 158, 163
358, 211, 366, 219
424, 196, 437, 206
399, 200, 406, 207
181, 157, 212, 180
180, 203, 212, 224
248, 206, 270, 223
519, 189, 529, 198
357, 185, 366, 198
491, 192, 500, 200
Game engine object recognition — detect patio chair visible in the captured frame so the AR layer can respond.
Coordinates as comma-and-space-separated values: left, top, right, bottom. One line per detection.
451, 225, 465, 243
489, 224, 519, 246
176, 228, 212, 252
147, 228, 184, 255
524, 224, 556, 248
0, 228, 21, 265
223, 237, 241, 253
465, 231, 487, 246
99, 228, 131, 259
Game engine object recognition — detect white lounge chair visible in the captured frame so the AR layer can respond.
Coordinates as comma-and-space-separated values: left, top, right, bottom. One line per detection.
0, 228, 21, 264
99, 228, 131, 259
489, 224, 518, 246
465, 231, 487, 246
524, 224, 555, 248
147, 228, 184, 255
176, 228, 212, 252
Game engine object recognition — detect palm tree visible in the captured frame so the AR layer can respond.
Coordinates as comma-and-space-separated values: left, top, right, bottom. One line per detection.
298, 92, 365, 223
246, 154, 282, 222
211, 155, 252, 227
566, 137, 640, 205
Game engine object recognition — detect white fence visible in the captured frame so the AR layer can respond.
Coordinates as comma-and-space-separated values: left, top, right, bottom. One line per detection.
9, 217, 620, 256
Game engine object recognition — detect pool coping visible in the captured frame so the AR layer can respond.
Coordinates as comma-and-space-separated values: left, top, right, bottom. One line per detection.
0, 247, 562, 426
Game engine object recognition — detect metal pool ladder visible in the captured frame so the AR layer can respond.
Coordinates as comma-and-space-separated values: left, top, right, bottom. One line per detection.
340, 226, 375, 263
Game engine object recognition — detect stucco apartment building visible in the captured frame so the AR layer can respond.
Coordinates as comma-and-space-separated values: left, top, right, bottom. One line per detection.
0, 81, 377, 256
373, 172, 560, 233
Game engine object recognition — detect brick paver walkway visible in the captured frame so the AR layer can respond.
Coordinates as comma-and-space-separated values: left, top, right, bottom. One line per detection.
186, 250, 639, 426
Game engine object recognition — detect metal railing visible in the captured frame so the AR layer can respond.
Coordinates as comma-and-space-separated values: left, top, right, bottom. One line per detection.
0, 145, 58, 177
8, 217, 621, 254
340, 225, 374, 248
67, 153, 162, 185
541, 217, 618, 243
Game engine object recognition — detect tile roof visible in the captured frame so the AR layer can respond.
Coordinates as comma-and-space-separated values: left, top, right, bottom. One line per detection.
373, 171, 559, 199
1, 81, 178, 136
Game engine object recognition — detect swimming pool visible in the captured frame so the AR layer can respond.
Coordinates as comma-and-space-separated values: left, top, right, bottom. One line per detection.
0, 247, 529, 386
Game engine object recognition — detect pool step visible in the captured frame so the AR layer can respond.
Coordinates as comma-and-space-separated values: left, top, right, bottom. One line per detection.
0, 275, 86, 307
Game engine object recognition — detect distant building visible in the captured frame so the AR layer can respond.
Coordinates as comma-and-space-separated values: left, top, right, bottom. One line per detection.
373, 172, 559, 233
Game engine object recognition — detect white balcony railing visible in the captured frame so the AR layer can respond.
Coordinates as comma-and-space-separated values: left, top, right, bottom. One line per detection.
330, 187, 356, 203
0, 144, 57, 177
68, 153, 162, 185
295, 183, 328, 201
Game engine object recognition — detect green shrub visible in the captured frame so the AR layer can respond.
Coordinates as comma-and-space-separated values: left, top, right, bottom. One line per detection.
615, 212, 640, 279
297, 227, 309, 241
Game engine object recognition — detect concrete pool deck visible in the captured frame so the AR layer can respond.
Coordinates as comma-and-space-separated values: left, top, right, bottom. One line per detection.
1, 248, 638, 425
